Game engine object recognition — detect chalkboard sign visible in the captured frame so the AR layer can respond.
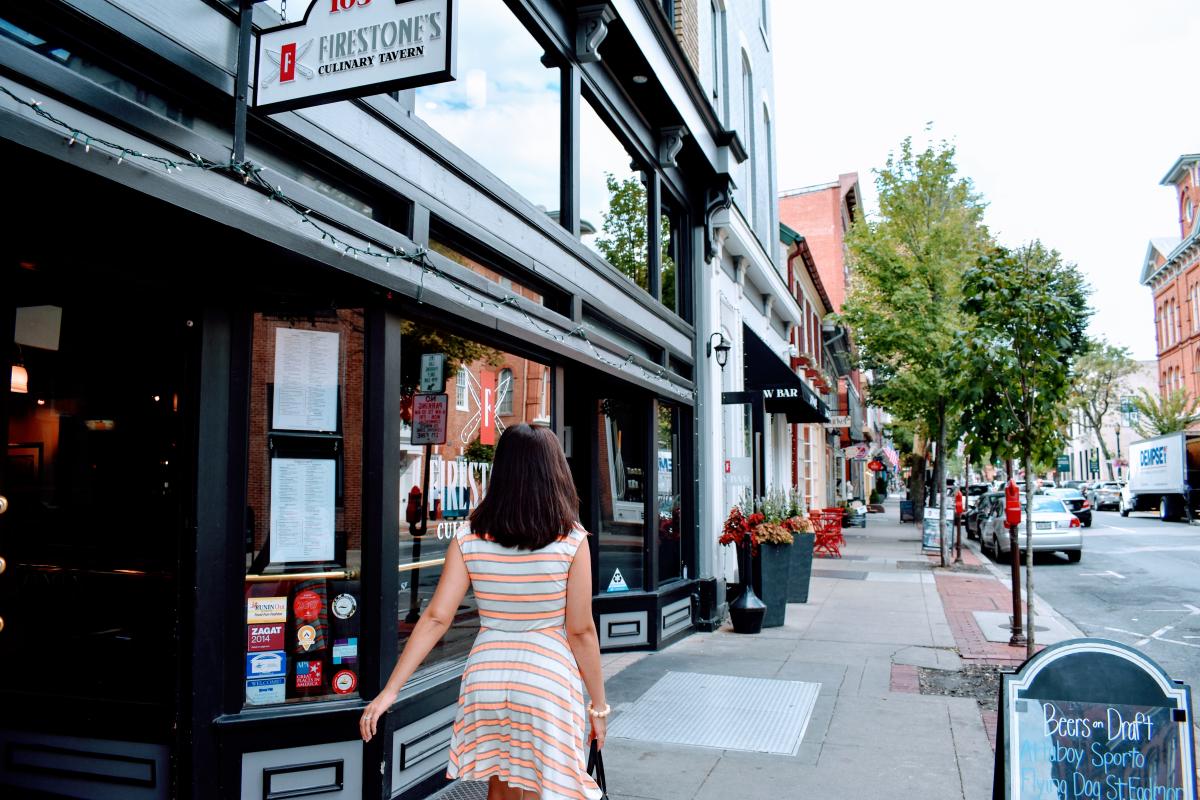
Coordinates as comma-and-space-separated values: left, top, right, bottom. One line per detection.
995, 639, 1197, 800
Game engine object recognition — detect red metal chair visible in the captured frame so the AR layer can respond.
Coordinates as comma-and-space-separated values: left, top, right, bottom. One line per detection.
812, 510, 844, 558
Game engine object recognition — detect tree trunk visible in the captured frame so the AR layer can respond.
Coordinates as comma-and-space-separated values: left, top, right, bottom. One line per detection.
911, 433, 927, 523
1023, 452, 1036, 658
937, 411, 948, 568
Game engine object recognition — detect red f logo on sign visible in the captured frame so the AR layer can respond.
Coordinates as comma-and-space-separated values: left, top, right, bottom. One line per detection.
480, 371, 497, 445
279, 42, 297, 83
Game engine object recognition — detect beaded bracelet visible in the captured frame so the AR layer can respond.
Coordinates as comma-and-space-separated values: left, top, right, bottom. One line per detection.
587, 702, 611, 718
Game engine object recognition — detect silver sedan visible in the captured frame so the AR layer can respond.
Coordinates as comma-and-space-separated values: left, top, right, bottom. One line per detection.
981, 495, 1083, 563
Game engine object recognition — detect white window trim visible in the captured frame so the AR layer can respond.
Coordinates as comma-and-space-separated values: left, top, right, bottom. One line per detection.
455, 367, 470, 411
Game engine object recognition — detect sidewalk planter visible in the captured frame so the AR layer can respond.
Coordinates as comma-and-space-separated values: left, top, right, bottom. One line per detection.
729, 543, 766, 634
754, 542, 793, 627
787, 532, 815, 603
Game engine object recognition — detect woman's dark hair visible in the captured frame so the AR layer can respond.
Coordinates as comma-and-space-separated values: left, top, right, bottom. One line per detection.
469, 423, 579, 549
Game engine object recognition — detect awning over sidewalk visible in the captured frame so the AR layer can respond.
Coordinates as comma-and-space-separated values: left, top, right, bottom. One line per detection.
742, 324, 829, 424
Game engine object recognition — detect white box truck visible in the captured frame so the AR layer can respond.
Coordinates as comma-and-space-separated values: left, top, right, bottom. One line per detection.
1121, 431, 1200, 520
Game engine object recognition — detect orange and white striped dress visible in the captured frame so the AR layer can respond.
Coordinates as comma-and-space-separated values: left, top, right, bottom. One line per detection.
447, 526, 603, 800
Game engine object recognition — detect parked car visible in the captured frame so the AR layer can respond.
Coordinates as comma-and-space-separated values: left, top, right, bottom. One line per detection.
966, 491, 1003, 540
1089, 481, 1123, 511
965, 483, 990, 508
980, 495, 1082, 562
1046, 487, 1092, 527
1062, 480, 1088, 491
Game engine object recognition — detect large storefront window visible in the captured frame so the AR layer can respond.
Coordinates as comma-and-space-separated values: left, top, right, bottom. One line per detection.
396, 240, 552, 671
597, 398, 646, 593
414, 0, 561, 215
656, 404, 682, 583
243, 310, 365, 708
581, 99, 650, 292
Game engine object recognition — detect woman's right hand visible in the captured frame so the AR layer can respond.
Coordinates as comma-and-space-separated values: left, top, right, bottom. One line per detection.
590, 714, 607, 749
359, 688, 397, 743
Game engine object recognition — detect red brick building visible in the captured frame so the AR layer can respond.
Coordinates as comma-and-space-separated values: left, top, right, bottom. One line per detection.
1141, 154, 1200, 401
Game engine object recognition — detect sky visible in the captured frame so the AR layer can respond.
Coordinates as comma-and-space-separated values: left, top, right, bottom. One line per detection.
770, 0, 1200, 360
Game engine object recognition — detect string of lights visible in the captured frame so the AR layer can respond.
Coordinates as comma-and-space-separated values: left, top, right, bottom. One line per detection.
0, 85, 682, 392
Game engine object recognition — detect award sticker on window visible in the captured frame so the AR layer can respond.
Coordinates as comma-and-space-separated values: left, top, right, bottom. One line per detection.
246, 677, 286, 705
247, 597, 287, 624
331, 593, 357, 620
246, 651, 287, 679
247, 623, 285, 653
332, 669, 357, 695
294, 589, 322, 621
295, 660, 323, 689
297, 624, 317, 652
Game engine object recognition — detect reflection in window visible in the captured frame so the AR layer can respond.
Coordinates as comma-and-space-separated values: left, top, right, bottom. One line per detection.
538, 367, 551, 422
397, 322, 551, 673
656, 405, 682, 583
597, 398, 645, 594
498, 368, 514, 415
581, 100, 650, 292
456, 367, 469, 410
660, 199, 683, 314
414, 0, 561, 214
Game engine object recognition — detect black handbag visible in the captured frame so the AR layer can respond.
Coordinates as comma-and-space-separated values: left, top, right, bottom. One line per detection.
586, 740, 608, 799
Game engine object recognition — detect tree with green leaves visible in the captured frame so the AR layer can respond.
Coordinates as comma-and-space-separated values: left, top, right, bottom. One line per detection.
958, 242, 1090, 656
843, 136, 989, 565
1067, 340, 1139, 479
1129, 387, 1200, 437
594, 173, 675, 301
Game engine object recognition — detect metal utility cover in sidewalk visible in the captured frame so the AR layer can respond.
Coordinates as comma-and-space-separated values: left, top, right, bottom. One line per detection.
608, 671, 820, 755
427, 781, 488, 800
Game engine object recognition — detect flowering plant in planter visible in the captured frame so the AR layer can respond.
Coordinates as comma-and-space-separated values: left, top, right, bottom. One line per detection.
720, 490, 814, 553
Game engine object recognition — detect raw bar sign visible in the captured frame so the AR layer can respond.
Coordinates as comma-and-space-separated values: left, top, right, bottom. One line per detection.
997, 638, 1196, 800
255, 0, 456, 113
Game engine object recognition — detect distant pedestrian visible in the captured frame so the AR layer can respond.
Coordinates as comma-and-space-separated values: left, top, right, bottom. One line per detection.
360, 424, 606, 800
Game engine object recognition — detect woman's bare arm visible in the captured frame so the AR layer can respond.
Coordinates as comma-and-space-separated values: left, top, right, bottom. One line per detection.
564, 536, 606, 746
360, 537, 470, 741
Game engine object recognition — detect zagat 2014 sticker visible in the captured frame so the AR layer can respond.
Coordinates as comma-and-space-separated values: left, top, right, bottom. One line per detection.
297, 624, 317, 652
295, 660, 323, 689
247, 623, 285, 653
332, 669, 357, 694
331, 593, 357, 620
247, 597, 287, 624
293, 589, 321, 621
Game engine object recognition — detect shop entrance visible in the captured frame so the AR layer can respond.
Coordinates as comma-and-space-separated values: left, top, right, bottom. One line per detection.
0, 149, 196, 798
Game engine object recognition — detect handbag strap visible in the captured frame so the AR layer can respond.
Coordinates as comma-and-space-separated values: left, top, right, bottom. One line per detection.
586, 739, 607, 793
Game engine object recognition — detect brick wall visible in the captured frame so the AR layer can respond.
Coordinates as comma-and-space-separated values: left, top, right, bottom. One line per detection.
675, 0, 700, 77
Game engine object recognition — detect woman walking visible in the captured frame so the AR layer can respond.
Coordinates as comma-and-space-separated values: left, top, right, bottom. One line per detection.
360, 423, 607, 800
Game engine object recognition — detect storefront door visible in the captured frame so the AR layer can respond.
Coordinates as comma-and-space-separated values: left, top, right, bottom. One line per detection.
0, 263, 195, 799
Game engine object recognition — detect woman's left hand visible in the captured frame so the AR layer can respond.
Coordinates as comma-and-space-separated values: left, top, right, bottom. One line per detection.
359, 689, 397, 742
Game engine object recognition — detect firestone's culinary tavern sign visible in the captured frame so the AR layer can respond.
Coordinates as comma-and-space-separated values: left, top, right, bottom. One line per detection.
255, 0, 456, 113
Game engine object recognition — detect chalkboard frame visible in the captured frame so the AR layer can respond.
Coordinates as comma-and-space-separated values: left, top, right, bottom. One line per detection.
994, 637, 1197, 800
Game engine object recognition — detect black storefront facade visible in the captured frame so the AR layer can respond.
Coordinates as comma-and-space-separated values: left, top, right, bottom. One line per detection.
0, 1, 741, 798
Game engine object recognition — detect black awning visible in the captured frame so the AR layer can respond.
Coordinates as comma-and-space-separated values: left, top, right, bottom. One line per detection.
742, 324, 829, 424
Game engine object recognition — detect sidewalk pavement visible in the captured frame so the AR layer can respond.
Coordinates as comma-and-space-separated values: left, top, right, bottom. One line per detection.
594, 499, 1084, 800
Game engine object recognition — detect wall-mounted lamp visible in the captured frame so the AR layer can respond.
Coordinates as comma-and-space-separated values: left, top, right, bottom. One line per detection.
10, 345, 28, 394
706, 332, 731, 370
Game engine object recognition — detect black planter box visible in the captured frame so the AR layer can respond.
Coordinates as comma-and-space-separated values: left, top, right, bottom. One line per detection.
787, 532, 815, 603
753, 543, 793, 628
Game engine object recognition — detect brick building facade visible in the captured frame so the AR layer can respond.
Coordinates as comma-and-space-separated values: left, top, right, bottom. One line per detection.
1141, 154, 1200, 402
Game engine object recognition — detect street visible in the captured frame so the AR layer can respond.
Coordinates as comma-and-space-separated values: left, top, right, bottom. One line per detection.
1015, 509, 1200, 720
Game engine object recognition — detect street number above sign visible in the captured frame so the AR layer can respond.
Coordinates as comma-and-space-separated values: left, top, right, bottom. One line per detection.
254, 0, 457, 113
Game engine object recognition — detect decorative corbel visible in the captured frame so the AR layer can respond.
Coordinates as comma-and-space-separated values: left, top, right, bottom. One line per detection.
658, 125, 688, 169
764, 295, 775, 319
704, 178, 733, 261
735, 256, 749, 292
576, 4, 616, 64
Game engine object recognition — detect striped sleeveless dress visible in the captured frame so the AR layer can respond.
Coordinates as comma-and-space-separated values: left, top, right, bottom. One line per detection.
447, 526, 603, 800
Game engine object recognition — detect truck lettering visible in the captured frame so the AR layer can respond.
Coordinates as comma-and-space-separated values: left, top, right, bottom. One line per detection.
1139, 446, 1166, 467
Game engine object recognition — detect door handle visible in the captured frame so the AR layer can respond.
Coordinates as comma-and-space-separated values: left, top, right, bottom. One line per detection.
0, 495, 7, 515
0, 616, 4, 633
0, 556, 5, 575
